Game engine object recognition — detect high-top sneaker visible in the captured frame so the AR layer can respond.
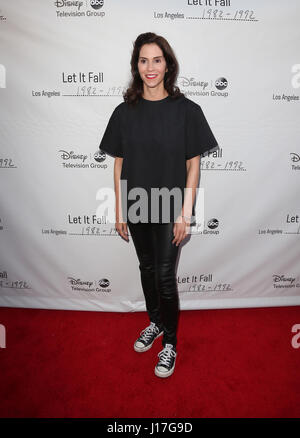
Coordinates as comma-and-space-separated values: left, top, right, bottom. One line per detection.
134, 322, 163, 352
154, 343, 177, 378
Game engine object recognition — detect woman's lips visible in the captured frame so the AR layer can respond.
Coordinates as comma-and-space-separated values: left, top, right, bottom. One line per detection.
145, 75, 158, 79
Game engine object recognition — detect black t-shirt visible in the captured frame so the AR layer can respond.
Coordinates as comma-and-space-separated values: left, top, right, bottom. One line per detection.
99, 94, 218, 224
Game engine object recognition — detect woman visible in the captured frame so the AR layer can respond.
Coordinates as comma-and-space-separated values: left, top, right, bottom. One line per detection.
99, 32, 218, 378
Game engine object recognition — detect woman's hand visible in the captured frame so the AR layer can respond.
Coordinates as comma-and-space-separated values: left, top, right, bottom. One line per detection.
116, 219, 129, 241
172, 216, 191, 246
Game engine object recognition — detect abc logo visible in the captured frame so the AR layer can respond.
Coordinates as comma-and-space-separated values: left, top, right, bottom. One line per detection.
99, 278, 110, 288
207, 218, 219, 229
95, 150, 106, 162
90, 0, 104, 9
215, 77, 228, 90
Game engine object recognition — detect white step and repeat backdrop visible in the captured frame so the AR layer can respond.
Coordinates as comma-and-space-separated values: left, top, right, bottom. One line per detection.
1, 0, 300, 312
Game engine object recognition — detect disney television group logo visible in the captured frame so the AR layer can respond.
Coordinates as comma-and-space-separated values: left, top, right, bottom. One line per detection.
54, 0, 104, 9
178, 76, 228, 91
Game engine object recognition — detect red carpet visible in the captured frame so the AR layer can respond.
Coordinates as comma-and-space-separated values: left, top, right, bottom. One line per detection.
0, 305, 299, 418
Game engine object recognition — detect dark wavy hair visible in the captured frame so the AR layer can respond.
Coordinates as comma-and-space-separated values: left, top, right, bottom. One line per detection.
123, 32, 184, 106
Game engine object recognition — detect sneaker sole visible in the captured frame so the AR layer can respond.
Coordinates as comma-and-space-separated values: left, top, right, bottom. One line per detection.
133, 331, 163, 353
154, 358, 176, 378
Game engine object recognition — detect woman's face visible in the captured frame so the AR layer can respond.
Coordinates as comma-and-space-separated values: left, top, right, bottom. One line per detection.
137, 43, 168, 91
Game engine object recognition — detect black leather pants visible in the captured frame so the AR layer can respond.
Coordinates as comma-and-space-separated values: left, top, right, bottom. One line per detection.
127, 221, 180, 349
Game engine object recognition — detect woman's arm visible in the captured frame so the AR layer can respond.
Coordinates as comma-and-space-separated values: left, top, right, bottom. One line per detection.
113, 157, 129, 240
181, 155, 200, 221
172, 155, 200, 246
114, 157, 123, 222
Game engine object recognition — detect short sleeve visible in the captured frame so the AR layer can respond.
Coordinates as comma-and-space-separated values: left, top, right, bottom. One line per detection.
99, 105, 123, 158
185, 102, 218, 160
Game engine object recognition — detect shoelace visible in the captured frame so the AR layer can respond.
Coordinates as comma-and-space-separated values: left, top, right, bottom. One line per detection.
139, 322, 159, 342
157, 344, 176, 368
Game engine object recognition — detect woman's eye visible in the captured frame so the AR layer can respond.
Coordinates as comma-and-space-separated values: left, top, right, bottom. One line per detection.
139, 59, 161, 63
